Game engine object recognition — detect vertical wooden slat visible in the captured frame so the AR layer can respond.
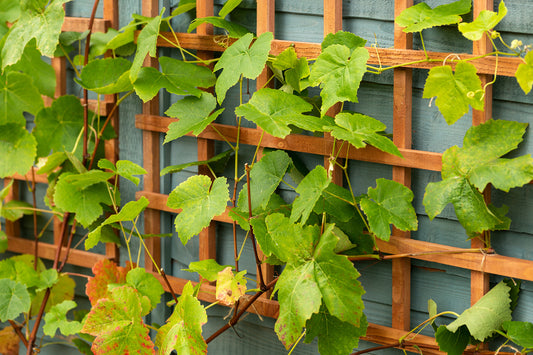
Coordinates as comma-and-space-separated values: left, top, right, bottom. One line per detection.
3, 179, 20, 237
142, 0, 162, 272
470, 0, 493, 305
391, 0, 413, 331
255, 0, 276, 290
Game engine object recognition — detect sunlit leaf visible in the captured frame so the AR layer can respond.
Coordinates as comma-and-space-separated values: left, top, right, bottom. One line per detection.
0, 123, 37, 178
171, 0, 196, 16
184, 259, 232, 282
216, 267, 247, 306
515, 51, 533, 95
291, 166, 330, 224
126, 267, 164, 310
130, 14, 161, 80
459, 1, 507, 41
321, 31, 366, 51
396, 0, 471, 33
43, 300, 83, 337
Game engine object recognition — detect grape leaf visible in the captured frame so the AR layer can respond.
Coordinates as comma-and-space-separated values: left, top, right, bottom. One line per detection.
86, 259, 129, 306
188, 17, 250, 38
309, 45, 369, 116
0, 231, 6, 253
0, 0, 20, 23
305, 307, 368, 355
446, 281, 512, 341
515, 51, 533, 95
54, 172, 113, 227
290, 166, 330, 224
76, 58, 133, 95
31, 273, 75, 317
184, 259, 232, 282
423, 61, 484, 125
33, 95, 84, 157
360, 178, 418, 241
98, 159, 147, 186
236, 88, 327, 138
164, 92, 219, 143
126, 267, 164, 310
214, 32, 273, 104
0, 123, 37, 178
130, 14, 161, 81
435, 325, 471, 355
324, 112, 402, 157
0, 71, 44, 125
160, 149, 233, 176
155, 282, 207, 355
1, 200, 33, 222
167, 175, 230, 244
82, 285, 155, 355
43, 300, 83, 337
134, 56, 216, 102
216, 267, 247, 306
423, 119, 531, 236
86, 197, 148, 249
0, 325, 19, 355
171, 0, 196, 16
0, 279, 31, 321
321, 31, 367, 51
1, 0, 70, 68
396, 0, 471, 33
502, 321, 533, 348
218, 0, 243, 17
459, 1, 507, 41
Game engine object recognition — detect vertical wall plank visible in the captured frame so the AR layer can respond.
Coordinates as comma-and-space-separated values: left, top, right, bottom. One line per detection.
391, 0, 413, 331
470, 0, 493, 306
142, 0, 162, 272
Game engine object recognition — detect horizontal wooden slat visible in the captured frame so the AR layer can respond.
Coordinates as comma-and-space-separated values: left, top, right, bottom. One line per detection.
7, 236, 107, 269
135, 114, 443, 171
154, 32, 523, 77
377, 236, 533, 282
12, 173, 48, 184
62, 17, 110, 33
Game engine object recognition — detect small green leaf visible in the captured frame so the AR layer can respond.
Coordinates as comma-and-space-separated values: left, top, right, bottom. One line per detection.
130, 14, 161, 80
0, 231, 7, 253
321, 31, 367, 51
515, 51, 533, 95
216, 267, 247, 306
236, 88, 325, 138
43, 300, 82, 337
115, 160, 147, 186
325, 112, 402, 157
134, 56, 215, 102
161, 149, 233, 176
1, 200, 33, 222
396, 0, 471, 33
0, 71, 44, 125
76, 58, 133, 95
214, 32, 273, 103
218, 0, 243, 17
171, 0, 196, 16
31, 274, 75, 317
360, 179, 418, 241
459, 1, 507, 41
447, 281, 512, 341
291, 166, 330, 224
37, 269, 59, 292
188, 17, 250, 38
184, 259, 232, 282
435, 325, 470, 355
167, 175, 230, 244
309, 45, 369, 115
0, 123, 37, 178
155, 282, 207, 355
502, 321, 533, 348
0, 279, 31, 322
423, 61, 484, 125
126, 267, 164, 310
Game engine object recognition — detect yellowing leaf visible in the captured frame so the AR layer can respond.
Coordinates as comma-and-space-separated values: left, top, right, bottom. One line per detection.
516, 51, 533, 95
459, 0, 507, 41
216, 267, 247, 306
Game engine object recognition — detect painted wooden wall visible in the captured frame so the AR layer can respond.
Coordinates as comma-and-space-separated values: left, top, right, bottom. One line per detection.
5, 0, 533, 354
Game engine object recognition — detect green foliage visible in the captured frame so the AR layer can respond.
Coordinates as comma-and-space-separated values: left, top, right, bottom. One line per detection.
516, 51, 533, 94
0, 123, 37, 178
458, 1, 507, 41
0, 71, 44, 125
86, 259, 128, 306
395, 0, 471, 33
130, 14, 161, 81
76, 58, 133, 94
0, 278, 31, 321
188, 17, 250, 39
43, 300, 83, 337
502, 321, 533, 348
126, 267, 164, 310
184, 259, 232, 282
0, 231, 6, 253
290, 166, 330, 224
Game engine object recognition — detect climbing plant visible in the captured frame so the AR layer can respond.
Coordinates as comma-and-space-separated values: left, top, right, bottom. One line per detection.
1, 0, 533, 354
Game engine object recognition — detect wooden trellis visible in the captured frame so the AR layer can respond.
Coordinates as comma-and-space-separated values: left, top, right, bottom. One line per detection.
135, 0, 533, 353
4, 0, 120, 269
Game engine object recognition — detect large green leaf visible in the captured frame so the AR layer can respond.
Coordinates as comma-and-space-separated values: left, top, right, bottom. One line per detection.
515, 51, 533, 95
459, 1, 507, 41
188, 17, 250, 38
76, 58, 133, 95
310, 45, 369, 116
155, 282, 207, 355
360, 179, 418, 241
134, 56, 216, 102
130, 14, 161, 81
33, 95, 84, 157
164, 92, 219, 143
0, 0, 20, 23
0, 279, 31, 322
0, 123, 37, 178
43, 300, 83, 337
423, 61, 484, 125
236, 88, 326, 138
423, 120, 532, 236
0, 71, 44, 125
290, 166, 330, 224
126, 267, 164, 310
167, 175, 230, 244
54, 172, 113, 227
446, 281, 512, 341
325, 112, 402, 157
82, 285, 155, 355
502, 321, 533, 348
435, 325, 471, 355
395, 0, 471, 33
305, 307, 368, 355
1, 0, 70, 68
214, 32, 273, 104
98, 159, 147, 186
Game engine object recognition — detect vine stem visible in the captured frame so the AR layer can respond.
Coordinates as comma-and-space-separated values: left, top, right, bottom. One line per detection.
9, 320, 28, 348
348, 248, 494, 261
30, 167, 38, 270
205, 277, 278, 344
